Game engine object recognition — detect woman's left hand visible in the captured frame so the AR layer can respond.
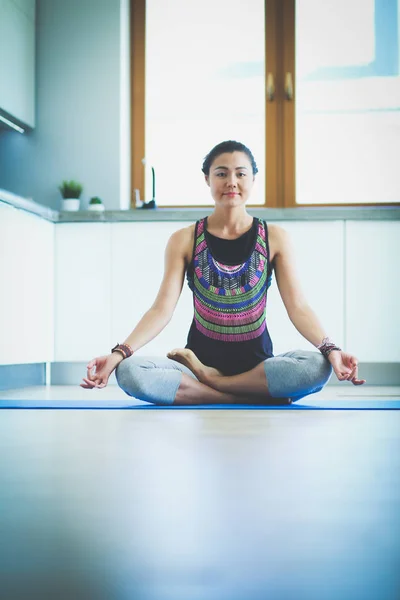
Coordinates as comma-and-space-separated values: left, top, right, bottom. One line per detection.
328, 350, 366, 385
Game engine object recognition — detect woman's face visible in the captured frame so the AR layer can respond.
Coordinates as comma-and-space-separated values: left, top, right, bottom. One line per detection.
205, 151, 255, 206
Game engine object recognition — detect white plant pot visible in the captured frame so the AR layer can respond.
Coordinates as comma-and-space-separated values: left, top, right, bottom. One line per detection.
88, 203, 105, 212
63, 198, 80, 211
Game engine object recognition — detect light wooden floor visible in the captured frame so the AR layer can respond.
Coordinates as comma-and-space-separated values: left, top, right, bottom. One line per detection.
0, 385, 399, 600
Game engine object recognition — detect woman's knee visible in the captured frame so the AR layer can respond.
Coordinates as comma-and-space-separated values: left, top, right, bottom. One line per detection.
305, 351, 333, 391
290, 350, 333, 396
115, 357, 146, 398
115, 356, 182, 405
264, 350, 332, 397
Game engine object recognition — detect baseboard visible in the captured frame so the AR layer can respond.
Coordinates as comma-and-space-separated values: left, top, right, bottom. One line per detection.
50, 362, 118, 386
49, 361, 400, 386
0, 363, 46, 391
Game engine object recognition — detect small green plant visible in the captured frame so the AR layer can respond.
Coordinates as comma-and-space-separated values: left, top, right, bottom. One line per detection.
89, 196, 103, 204
58, 180, 83, 199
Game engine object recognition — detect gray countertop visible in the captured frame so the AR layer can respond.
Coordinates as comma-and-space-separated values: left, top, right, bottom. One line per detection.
1, 194, 399, 222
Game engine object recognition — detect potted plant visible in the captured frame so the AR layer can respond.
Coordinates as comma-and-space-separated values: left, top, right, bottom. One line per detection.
88, 196, 105, 212
59, 180, 83, 211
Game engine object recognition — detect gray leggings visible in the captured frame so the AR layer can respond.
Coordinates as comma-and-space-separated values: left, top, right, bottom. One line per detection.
115, 350, 332, 406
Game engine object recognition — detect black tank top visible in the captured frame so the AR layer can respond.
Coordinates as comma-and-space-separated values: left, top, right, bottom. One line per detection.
186, 217, 274, 375
206, 217, 258, 265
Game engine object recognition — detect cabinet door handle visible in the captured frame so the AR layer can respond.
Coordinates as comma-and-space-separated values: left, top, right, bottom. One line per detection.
285, 72, 294, 101
266, 73, 275, 102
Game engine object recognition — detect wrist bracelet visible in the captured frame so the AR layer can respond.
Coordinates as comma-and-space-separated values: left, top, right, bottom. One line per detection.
317, 337, 342, 359
322, 346, 341, 358
111, 343, 134, 359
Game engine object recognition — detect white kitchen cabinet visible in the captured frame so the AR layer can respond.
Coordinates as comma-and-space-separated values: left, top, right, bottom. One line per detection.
110, 222, 193, 356
54, 223, 112, 361
0, 202, 54, 364
346, 221, 400, 362
0, 0, 35, 127
3, 213, 396, 369
266, 221, 345, 355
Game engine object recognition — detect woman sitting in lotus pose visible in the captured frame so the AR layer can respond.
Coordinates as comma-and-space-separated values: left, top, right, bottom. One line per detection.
81, 140, 365, 404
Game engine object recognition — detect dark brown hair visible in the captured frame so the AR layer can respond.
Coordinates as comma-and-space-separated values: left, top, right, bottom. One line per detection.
202, 140, 258, 176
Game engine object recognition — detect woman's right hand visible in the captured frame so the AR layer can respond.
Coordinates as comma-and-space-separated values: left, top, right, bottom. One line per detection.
80, 353, 123, 389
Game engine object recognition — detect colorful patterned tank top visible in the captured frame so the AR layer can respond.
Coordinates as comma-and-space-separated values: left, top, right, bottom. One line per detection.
186, 217, 274, 375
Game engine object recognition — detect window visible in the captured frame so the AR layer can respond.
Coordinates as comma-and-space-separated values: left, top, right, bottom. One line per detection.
296, 0, 400, 205
130, 0, 400, 207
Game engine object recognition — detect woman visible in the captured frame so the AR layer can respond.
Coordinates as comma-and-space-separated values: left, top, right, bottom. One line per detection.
81, 140, 365, 405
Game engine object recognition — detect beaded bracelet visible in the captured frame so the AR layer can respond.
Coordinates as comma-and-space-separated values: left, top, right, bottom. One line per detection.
317, 337, 342, 359
111, 343, 134, 359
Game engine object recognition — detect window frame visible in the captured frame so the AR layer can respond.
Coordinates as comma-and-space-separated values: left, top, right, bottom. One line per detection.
130, 0, 400, 209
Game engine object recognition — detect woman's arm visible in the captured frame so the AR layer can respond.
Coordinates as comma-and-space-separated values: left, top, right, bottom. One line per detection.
270, 225, 365, 385
81, 225, 194, 388
120, 225, 193, 352
272, 225, 327, 345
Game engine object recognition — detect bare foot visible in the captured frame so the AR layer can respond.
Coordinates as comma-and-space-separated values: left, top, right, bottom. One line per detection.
167, 348, 222, 384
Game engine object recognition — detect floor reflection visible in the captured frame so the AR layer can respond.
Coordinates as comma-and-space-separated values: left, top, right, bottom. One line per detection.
0, 410, 399, 599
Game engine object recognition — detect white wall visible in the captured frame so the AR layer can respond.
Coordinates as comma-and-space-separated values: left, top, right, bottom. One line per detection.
0, 0, 128, 210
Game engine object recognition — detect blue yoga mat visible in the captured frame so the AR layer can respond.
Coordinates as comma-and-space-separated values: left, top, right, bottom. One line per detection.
0, 399, 399, 410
